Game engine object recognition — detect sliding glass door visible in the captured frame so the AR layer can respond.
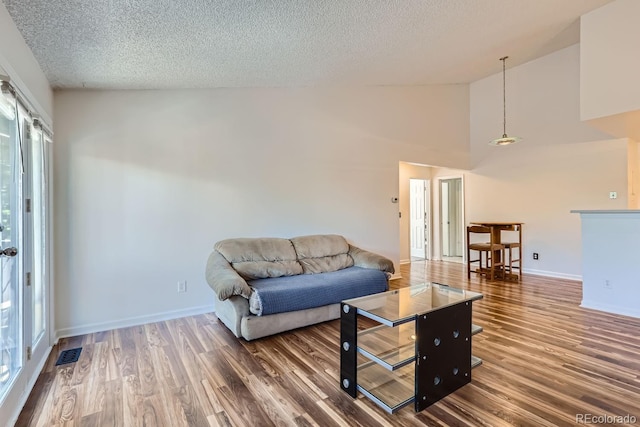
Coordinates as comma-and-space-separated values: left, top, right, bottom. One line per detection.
0, 98, 22, 402
0, 87, 50, 414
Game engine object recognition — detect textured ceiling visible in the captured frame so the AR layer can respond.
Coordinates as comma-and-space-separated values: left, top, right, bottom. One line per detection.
3, 0, 612, 89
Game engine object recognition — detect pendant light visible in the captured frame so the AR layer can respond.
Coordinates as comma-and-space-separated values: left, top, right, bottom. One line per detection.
490, 56, 521, 146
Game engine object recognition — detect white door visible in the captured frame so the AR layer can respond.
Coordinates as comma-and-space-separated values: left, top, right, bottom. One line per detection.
441, 181, 451, 256
23, 121, 50, 371
449, 178, 463, 256
0, 91, 51, 423
410, 179, 428, 259
0, 105, 22, 403
440, 177, 464, 259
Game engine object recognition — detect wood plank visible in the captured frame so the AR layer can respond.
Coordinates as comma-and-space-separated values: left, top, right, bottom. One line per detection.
97, 379, 124, 427
244, 374, 302, 425
172, 383, 210, 426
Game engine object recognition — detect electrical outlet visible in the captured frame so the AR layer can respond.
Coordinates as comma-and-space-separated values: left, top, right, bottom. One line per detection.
177, 281, 187, 293
609, 191, 617, 199
533, 253, 539, 260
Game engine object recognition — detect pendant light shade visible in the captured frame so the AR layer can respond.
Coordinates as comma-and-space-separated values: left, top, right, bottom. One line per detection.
490, 56, 521, 146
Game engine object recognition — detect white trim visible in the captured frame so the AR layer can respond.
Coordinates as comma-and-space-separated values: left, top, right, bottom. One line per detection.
47, 139, 55, 348
399, 259, 411, 264
522, 268, 581, 281
570, 209, 640, 214
2, 346, 51, 427
0, 53, 52, 128
389, 273, 403, 280
580, 300, 640, 319
55, 305, 213, 340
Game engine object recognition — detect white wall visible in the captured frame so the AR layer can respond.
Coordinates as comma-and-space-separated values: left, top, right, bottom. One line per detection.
469, 45, 626, 279
0, 2, 53, 123
53, 85, 470, 335
580, 0, 640, 121
577, 211, 640, 318
580, 0, 640, 141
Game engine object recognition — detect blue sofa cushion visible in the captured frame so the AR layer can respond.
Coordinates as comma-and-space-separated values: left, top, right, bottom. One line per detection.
248, 266, 388, 316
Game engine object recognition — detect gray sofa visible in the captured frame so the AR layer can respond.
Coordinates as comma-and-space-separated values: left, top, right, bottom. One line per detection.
205, 234, 394, 340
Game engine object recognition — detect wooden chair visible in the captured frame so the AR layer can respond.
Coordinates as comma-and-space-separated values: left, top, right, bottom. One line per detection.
467, 225, 505, 280
502, 225, 522, 281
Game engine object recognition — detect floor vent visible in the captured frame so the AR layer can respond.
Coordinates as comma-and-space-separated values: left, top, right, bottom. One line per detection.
55, 348, 82, 366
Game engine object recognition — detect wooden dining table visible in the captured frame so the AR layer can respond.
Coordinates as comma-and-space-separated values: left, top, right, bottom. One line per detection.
469, 221, 523, 281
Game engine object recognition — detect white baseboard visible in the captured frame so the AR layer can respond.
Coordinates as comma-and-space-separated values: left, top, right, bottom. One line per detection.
522, 268, 581, 281
389, 273, 403, 280
580, 300, 640, 319
399, 259, 411, 265
55, 305, 213, 339
4, 346, 52, 427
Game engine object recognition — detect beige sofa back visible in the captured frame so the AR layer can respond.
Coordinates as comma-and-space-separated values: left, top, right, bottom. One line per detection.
215, 237, 303, 280
214, 234, 355, 280
290, 234, 354, 274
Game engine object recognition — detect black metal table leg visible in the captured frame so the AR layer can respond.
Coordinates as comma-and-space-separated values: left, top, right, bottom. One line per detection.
340, 302, 358, 397
415, 301, 472, 411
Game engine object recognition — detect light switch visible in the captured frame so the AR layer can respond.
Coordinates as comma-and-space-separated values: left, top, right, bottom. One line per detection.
609, 191, 617, 199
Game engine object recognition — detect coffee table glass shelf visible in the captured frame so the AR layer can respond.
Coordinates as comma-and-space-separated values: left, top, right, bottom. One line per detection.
340, 283, 483, 414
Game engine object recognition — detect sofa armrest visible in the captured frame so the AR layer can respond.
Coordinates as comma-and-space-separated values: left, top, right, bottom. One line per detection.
348, 244, 395, 274
205, 251, 252, 300
214, 296, 250, 338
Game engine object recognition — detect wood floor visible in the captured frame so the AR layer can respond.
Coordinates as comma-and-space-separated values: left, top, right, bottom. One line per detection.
16, 261, 640, 426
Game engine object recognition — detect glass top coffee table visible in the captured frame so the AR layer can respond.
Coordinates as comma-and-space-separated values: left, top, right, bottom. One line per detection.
340, 282, 483, 413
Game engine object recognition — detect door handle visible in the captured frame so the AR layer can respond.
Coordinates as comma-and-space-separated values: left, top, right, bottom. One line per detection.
0, 247, 18, 257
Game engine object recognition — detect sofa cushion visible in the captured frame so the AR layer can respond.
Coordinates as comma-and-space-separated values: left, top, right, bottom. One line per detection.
215, 237, 303, 280
290, 234, 354, 274
247, 266, 388, 316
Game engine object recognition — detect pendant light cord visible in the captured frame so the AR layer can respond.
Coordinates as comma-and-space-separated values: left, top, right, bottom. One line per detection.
501, 56, 507, 137
490, 55, 521, 145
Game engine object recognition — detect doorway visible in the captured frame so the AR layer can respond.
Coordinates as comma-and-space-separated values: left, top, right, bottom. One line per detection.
439, 177, 464, 263
409, 179, 430, 260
